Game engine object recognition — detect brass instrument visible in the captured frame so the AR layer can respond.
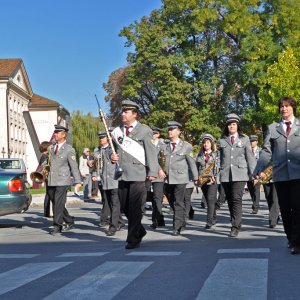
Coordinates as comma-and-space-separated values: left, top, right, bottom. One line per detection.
95, 94, 123, 179
30, 152, 51, 184
158, 149, 166, 173
198, 160, 216, 188
258, 165, 273, 184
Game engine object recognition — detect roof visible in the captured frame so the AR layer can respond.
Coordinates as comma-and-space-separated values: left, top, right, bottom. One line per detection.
0, 59, 22, 78
31, 94, 60, 107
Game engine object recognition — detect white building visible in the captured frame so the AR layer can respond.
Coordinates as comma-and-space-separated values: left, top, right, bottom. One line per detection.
0, 59, 71, 181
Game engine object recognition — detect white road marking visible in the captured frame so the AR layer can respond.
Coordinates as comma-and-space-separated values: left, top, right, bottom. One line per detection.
0, 262, 72, 296
57, 252, 108, 257
217, 248, 270, 254
0, 254, 39, 258
43, 261, 153, 300
127, 251, 181, 256
196, 258, 268, 300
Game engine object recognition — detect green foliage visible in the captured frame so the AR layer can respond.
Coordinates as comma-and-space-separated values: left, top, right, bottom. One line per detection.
258, 47, 300, 124
71, 111, 104, 160
103, 0, 300, 142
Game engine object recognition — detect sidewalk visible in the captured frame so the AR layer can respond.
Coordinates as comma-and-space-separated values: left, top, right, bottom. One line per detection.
30, 192, 101, 207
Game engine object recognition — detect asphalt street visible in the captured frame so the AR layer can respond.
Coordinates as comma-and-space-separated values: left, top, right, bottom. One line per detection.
0, 191, 299, 300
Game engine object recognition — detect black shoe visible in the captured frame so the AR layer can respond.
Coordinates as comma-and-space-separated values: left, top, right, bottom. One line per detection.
150, 223, 157, 229
291, 246, 300, 255
62, 222, 74, 232
117, 223, 126, 231
125, 242, 140, 249
172, 230, 180, 236
229, 228, 239, 237
99, 222, 109, 227
251, 210, 258, 214
269, 224, 276, 228
205, 224, 212, 229
49, 227, 62, 236
105, 230, 116, 236
200, 202, 206, 209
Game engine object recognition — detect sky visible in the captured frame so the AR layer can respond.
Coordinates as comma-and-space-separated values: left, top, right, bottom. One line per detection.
1, 0, 162, 114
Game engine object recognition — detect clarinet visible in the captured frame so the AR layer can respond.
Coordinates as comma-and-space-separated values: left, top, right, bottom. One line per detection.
95, 94, 123, 179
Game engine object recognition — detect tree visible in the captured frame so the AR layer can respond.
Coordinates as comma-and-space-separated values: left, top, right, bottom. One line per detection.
71, 111, 104, 160
104, 0, 300, 140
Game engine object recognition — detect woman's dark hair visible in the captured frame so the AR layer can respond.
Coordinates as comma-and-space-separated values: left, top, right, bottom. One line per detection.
278, 96, 297, 116
39, 141, 51, 153
199, 138, 217, 154
221, 122, 245, 138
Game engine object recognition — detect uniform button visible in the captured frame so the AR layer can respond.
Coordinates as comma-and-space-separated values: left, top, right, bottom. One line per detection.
232, 148, 234, 150
287, 140, 290, 143
288, 160, 290, 162
231, 164, 233, 166
231, 156, 233, 159
287, 149, 290, 152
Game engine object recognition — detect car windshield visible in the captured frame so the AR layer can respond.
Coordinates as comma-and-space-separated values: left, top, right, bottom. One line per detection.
0, 160, 21, 169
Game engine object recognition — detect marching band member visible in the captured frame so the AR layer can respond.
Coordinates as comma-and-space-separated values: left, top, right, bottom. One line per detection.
93, 131, 110, 226
149, 127, 166, 229
111, 100, 158, 249
92, 131, 125, 236
219, 114, 256, 237
196, 134, 219, 229
257, 97, 300, 254
247, 135, 261, 214
163, 121, 198, 236
47, 125, 81, 235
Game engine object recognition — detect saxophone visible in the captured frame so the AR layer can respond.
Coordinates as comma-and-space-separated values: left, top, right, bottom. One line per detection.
258, 165, 273, 184
198, 156, 217, 187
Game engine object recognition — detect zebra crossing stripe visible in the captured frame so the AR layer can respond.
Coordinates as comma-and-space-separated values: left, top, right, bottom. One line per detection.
217, 248, 270, 254
196, 258, 268, 300
43, 261, 153, 300
0, 254, 39, 258
0, 262, 72, 296
127, 251, 181, 256
57, 252, 108, 257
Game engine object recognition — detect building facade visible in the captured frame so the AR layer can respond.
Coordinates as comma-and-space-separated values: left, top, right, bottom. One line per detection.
0, 59, 71, 182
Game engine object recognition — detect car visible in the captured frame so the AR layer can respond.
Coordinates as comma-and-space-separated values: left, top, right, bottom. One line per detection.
0, 158, 27, 180
0, 168, 32, 217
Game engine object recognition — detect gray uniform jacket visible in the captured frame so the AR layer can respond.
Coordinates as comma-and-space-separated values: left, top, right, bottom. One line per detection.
113, 122, 159, 182
152, 138, 165, 183
196, 151, 220, 185
47, 143, 81, 186
219, 135, 256, 182
93, 146, 119, 190
163, 139, 198, 185
255, 118, 300, 182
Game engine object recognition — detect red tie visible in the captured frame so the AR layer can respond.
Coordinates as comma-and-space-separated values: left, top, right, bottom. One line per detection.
54, 145, 58, 155
125, 126, 132, 136
285, 121, 291, 136
171, 142, 176, 151
231, 136, 235, 145
205, 153, 210, 163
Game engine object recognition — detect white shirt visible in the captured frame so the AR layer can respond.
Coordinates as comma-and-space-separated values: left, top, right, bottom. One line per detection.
281, 116, 295, 131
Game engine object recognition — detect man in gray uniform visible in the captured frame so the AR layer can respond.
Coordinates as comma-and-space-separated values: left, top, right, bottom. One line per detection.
111, 100, 158, 249
47, 125, 81, 235
149, 127, 166, 229
247, 135, 262, 214
256, 96, 300, 254
163, 121, 198, 236
92, 131, 125, 236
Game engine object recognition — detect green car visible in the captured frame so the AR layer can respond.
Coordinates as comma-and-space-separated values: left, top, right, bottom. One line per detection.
0, 169, 32, 217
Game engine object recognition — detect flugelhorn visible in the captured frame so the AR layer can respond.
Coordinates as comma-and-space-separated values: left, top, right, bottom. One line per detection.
95, 94, 123, 179
30, 152, 51, 184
